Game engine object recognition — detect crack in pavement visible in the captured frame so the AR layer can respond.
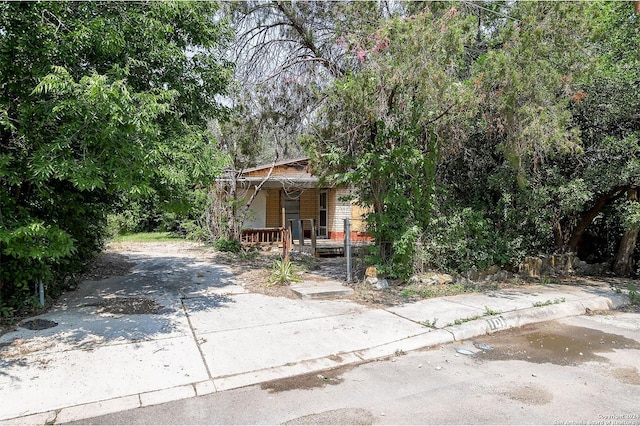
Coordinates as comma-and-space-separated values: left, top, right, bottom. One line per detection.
180, 298, 216, 391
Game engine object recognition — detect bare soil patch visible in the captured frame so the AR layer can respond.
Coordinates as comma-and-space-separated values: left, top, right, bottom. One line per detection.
205, 249, 302, 299
106, 240, 206, 255
85, 297, 163, 315
18, 319, 58, 331
77, 252, 137, 282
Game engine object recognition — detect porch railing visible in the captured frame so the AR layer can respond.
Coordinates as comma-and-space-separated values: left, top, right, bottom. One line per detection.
240, 219, 318, 253
240, 228, 285, 246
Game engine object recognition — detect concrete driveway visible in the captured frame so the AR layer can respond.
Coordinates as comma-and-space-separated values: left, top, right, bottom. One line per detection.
0, 243, 630, 424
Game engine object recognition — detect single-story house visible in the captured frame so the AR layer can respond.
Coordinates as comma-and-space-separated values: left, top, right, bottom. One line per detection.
232, 157, 370, 242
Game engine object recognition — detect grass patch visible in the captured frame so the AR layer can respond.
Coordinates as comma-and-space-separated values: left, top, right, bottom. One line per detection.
400, 283, 473, 299
446, 306, 501, 327
449, 315, 481, 326
483, 306, 501, 316
110, 232, 183, 243
539, 276, 554, 285
532, 297, 566, 308
420, 318, 438, 328
628, 284, 639, 305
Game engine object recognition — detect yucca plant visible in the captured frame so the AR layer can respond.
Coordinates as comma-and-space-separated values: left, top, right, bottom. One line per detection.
267, 258, 302, 286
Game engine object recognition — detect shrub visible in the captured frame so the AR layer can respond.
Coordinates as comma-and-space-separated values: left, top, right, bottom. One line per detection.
422, 207, 525, 273
371, 225, 421, 280
214, 237, 241, 253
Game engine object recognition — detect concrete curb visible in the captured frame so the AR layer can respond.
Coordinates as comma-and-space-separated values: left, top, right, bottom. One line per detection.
445, 301, 583, 341
3, 383, 211, 425
443, 292, 629, 342
1, 292, 629, 425
292, 285, 355, 300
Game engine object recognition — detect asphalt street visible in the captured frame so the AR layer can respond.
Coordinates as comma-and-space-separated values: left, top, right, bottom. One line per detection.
71, 312, 640, 425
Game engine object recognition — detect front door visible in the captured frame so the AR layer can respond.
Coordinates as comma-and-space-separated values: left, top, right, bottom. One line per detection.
283, 190, 301, 239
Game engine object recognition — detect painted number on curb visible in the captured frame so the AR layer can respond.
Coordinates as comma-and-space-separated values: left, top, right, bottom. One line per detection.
486, 316, 507, 331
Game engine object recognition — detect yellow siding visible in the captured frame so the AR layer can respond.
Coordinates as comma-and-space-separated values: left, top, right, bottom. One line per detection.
300, 190, 317, 217
300, 189, 319, 231
350, 204, 371, 232
265, 189, 281, 227
330, 187, 351, 232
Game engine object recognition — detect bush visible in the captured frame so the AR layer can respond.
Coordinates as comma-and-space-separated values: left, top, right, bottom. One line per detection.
369, 225, 421, 280
1, 191, 109, 315
214, 237, 241, 253
108, 197, 164, 236
422, 207, 525, 273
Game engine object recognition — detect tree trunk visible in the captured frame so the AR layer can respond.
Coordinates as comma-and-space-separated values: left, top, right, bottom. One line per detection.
229, 178, 238, 239
552, 215, 565, 250
234, 159, 277, 238
613, 187, 639, 276
566, 185, 628, 252
613, 228, 639, 276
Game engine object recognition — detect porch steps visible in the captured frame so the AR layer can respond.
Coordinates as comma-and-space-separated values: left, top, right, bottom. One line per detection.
291, 280, 354, 300
295, 244, 345, 257
315, 246, 344, 257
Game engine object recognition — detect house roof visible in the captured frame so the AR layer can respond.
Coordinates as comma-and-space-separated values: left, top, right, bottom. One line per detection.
241, 156, 311, 175
217, 156, 319, 189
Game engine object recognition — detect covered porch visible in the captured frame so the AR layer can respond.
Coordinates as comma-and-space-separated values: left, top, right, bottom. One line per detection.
241, 219, 346, 257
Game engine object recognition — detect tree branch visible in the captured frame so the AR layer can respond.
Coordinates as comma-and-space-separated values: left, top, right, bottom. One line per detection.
274, 1, 345, 78
566, 185, 631, 251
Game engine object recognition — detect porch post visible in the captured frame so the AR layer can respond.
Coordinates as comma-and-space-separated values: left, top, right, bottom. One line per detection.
310, 218, 316, 256
344, 218, 352, 282
281, 207, 285, 228
282, 228, 290, 262
298, 219, 304, 246
287, 219, 294, 248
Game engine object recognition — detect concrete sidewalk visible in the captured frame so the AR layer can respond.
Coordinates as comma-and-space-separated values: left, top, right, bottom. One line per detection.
0, 247, 630, 424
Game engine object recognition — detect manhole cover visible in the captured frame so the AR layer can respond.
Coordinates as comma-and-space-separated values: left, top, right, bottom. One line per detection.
19, 319, 58, 330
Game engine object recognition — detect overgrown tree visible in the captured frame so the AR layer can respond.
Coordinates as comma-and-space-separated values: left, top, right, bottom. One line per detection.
565, 1, 640, 274
303, 6, 477, 277
437, 1, 640, 274
226, 1, 396, 160
0, 1, 232, 313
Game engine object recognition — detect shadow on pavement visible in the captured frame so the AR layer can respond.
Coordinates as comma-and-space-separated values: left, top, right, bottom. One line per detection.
0, 252, 239, 357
